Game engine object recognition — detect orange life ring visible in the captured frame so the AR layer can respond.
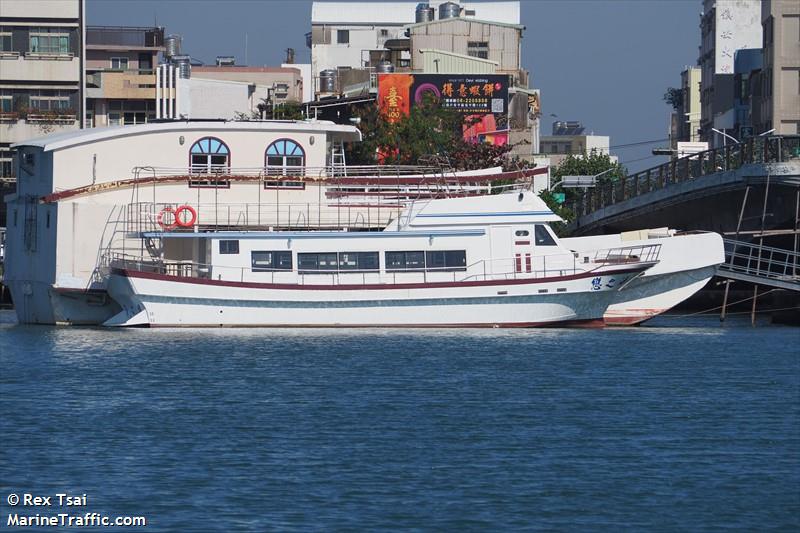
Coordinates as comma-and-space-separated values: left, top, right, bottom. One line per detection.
174, 205, 197, 228
157, 206, 177, 230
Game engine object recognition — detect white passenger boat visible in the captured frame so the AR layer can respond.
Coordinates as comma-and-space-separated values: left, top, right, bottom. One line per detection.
563, 229, 724, 325
103, 191, 660, 327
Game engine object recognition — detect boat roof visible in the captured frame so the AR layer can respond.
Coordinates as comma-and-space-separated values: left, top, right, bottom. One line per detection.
404, 189, 562, 226
13, 120, 362, 152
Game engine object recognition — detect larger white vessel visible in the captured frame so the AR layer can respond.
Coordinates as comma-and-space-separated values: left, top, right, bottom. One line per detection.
5, 120, 542, 325
104, 191, 660, 327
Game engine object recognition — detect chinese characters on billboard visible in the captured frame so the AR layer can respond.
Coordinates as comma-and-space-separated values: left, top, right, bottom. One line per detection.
377, 73, 510, 146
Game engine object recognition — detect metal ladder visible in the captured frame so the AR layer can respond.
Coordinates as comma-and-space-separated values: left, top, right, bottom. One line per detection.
331, 140, 347, 177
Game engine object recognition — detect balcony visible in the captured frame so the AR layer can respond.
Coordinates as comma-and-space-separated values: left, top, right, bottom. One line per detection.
86, 26, 165, 51
86, 70, 157, 100
0, 53, 79, 83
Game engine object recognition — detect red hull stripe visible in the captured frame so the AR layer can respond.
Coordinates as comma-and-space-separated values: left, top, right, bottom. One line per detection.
113, 265, 645, 291
41, 169, 545, 203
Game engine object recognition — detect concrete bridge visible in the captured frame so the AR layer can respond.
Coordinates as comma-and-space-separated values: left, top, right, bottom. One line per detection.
567, 136, 800, 239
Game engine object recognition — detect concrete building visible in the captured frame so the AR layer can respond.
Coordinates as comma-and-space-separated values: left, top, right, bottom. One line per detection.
84, 25, 164, 127
669, 67, 702, 148
192, 65, 304, 105
309, 1, 520, 94
756, 0, 800, 135
539, 122, 613, 168
163, 66, 304, 121
0, 0, 85, 182
408, 17, 526, 86
698, 0, 762, 147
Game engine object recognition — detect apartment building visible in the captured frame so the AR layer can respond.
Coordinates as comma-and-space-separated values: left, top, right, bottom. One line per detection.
0, 0, 85, 181
756, 0, 800, 135
85, 25, 164, 127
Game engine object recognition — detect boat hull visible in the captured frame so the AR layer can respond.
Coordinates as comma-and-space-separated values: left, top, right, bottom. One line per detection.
602, 265, 717, 325
104, 268, 641, 328
563, 231, 724, 326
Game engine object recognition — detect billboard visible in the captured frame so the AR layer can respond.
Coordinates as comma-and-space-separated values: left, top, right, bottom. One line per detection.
377, 73, 510, 145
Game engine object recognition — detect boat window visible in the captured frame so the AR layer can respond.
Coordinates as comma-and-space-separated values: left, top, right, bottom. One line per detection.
219, 240, 239, 255
251, 251, 292, 272
386, 250, 466, 272
386, 251, 425, 271
338, 252, 379, 271
425, 250, 467, 271
515, 230, 530, 237
298, 252, 338, 273
265, 138, 305, 177
534, 225, 557, 246
190, 137, 230, 176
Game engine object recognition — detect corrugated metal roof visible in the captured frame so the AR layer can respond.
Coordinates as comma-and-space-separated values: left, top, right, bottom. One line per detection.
420, 48, 498, 74
407, 17, 524, 31
311, 1, 520, 26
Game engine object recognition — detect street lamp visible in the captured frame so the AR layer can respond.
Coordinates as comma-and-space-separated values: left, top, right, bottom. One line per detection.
550, 167, 615, 190
711, 127, 739, 147
758, 128, 776, 137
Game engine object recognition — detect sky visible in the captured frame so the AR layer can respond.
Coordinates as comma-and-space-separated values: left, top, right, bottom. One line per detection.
86, 0, 704, 171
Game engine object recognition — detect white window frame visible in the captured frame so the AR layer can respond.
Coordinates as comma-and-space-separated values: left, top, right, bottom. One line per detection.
110, 56, 129, 70
29, 27, 71, 55
0, 28, 12, 52
29, 90, 72, 112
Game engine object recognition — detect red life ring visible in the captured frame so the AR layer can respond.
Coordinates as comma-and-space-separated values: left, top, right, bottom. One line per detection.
157, 206, 177, 230
174, 205, 197, 228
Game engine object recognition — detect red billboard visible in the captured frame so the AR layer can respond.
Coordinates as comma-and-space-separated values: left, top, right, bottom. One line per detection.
377, 73, 510, 146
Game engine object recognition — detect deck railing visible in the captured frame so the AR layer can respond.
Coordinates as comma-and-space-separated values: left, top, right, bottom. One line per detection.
570, 135, 800, 218
124, 202, 406, 233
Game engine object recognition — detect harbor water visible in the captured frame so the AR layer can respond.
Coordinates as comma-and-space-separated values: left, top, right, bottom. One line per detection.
1, 310, 798, 531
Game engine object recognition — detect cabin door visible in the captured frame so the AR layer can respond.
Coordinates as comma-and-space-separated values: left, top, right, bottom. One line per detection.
490, 226, 513, 276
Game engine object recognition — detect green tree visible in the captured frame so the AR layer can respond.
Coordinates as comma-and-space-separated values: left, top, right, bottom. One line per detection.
348, 96, 464, 166
541, 150, 626, 230
663, 87, 683, 111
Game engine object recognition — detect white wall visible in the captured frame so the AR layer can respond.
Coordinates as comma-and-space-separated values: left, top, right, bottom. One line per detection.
714, 0, 762, 74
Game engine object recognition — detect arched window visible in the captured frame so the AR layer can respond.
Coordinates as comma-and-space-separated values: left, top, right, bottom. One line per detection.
190, 137, 230, 174
265, 138, 305, 176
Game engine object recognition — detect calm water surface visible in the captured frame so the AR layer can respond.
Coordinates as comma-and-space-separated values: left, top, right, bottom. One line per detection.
1, 310, 798, 531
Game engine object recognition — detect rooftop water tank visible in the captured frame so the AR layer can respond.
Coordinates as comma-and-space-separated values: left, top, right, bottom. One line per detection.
165, 35, 181, 59
415, 3, 435, 23
439, 2, 461, 19
319, 69, 337, 93
173, 55, 191, 79
375, 60, 395, 73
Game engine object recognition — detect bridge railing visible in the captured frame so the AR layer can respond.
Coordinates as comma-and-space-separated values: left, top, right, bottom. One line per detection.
571, 135, 800, 218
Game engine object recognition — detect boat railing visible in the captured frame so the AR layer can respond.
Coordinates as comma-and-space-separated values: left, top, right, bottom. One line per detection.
104, 244, 660, 287
124, 201, 403, 233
